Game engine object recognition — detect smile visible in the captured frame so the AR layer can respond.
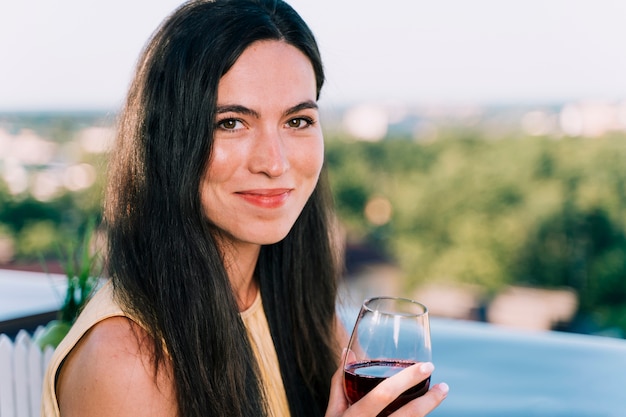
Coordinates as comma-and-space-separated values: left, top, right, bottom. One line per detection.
235, 189, 292, 208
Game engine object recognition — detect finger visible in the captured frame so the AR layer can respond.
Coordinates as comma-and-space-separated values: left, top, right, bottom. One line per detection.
374, 362, 434, 406
325, 350, 349, 417
344, 348, 357, 364
391, 382, 449, 417
325, 365, 349, 417
347, 362, 435, 416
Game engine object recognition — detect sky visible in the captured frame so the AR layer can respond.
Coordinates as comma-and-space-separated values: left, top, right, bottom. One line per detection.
1, 0, 626, 111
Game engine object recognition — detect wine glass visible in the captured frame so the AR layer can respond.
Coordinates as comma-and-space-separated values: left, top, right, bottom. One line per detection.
343, 296, 432, 416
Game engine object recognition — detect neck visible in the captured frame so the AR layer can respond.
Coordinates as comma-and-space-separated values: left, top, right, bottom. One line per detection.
220, 241, 261, 311
234, 278, 259, 311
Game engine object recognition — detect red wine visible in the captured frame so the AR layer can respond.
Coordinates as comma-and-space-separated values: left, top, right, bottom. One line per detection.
344, 360, 431, 417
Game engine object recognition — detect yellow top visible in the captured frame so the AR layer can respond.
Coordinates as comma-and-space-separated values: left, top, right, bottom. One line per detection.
41, 281, 290, 417
240, 290, 291, 417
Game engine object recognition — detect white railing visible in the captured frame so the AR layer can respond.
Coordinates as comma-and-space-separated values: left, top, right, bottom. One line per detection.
0, 329, 54, 417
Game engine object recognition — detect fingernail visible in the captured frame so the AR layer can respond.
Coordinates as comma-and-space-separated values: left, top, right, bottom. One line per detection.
438, 382, 449, 395
420, 362, 434, 373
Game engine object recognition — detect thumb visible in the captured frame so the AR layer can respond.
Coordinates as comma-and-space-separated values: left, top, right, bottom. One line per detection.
325, 350, 349, 417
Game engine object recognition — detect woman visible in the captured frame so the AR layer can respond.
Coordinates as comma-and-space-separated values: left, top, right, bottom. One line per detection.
42, 0, 448, 416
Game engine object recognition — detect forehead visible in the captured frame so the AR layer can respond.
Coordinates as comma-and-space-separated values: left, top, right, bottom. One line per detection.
217, 40, 317, 107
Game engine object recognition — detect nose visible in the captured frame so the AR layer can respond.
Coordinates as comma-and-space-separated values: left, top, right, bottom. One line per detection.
249, 127, 289, 177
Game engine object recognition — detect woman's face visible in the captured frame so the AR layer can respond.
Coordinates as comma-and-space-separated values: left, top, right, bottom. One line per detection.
201, 40, 324, 247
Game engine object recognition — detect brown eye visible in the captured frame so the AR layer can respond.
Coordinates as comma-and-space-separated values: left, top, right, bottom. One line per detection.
286, 118, 312, 129
218, 119, 242, 130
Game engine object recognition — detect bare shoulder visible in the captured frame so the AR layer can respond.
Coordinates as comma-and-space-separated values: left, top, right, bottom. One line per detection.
56, 316, 177, 417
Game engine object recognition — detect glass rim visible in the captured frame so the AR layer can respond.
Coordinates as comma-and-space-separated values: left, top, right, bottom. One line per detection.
362, 296, 429, 317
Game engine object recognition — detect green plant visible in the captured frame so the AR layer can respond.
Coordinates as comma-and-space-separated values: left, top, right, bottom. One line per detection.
35, 218, 102, 350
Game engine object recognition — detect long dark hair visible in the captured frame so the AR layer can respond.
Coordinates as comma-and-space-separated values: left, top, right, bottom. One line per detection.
103, 0, 340, 416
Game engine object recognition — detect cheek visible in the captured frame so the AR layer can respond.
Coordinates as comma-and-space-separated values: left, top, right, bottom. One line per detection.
295, 139, 325, 179
205, 145, 233, 183
200, 146, 237, 216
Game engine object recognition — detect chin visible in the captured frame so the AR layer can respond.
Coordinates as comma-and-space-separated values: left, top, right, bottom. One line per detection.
252, 230, 291, 246
245, 217, 299, 245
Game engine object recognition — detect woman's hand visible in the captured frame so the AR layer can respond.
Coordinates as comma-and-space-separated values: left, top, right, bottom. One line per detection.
325, 360, 448, 417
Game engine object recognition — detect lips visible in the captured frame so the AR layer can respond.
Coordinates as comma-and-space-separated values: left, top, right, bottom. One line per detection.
235, 188, 292, 208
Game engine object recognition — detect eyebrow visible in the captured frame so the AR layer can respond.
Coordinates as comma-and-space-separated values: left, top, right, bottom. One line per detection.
284, 100, 319, 117
215, 100, 318, 118
215, 104, 260, 118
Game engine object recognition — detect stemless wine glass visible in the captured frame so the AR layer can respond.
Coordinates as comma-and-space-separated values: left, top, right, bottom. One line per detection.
343, 297, 432, 417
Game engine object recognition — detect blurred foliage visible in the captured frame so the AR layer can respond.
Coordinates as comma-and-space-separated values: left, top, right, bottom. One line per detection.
0, 183, 103, 262
325, 131, 626, 334
2, 115, 626, 335
0, 111, 107, 264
